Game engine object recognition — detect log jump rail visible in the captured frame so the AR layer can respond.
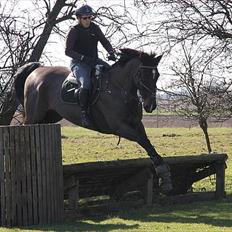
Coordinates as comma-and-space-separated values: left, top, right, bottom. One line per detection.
63, 153, 228, 210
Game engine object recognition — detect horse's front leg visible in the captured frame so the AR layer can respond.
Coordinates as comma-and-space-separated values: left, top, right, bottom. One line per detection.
116, 122, 172, 193
135, 123, 172, 193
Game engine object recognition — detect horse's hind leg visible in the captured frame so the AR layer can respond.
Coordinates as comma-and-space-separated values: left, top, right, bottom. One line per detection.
41, 110, 62, 123
23, 92, 48, 124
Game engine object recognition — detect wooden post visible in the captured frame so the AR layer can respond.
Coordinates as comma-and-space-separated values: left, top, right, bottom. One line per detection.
68, 179, 79, 211
146, 174, 153, 206
0, 124, 64, 227
215, 162, 226, 199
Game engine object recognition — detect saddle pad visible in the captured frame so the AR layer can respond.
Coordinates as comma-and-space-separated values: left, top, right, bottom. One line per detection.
61, 78, 79, 103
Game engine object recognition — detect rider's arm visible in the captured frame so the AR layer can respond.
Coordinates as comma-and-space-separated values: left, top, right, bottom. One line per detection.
65, 27, 84, 60
95, 25, 114, 54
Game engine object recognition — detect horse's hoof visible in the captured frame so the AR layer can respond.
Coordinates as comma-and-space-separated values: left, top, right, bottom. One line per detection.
155, 163, 173, 194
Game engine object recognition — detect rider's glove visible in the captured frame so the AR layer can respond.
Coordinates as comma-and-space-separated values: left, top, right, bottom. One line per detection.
108, 52, 117, 61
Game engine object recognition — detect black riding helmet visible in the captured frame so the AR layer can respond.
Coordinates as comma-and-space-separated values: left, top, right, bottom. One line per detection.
75, 5, 95, 17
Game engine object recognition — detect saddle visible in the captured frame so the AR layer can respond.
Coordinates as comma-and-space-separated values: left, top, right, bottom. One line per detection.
61, 64, 104, 104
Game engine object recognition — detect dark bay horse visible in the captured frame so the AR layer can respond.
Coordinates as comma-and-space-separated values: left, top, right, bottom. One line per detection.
14, 48, 172, 192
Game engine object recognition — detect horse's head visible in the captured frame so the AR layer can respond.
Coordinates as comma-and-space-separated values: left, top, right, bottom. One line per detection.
137, 53, 162, 113
118, 48, 162, 113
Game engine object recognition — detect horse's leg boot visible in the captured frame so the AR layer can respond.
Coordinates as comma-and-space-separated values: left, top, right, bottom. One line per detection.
79, 89, 93, 128
155, 163, 173, 193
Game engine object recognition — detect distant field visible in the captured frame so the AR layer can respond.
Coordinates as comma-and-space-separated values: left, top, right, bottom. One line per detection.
61, 127, 231, 163
59, 114, 232, 128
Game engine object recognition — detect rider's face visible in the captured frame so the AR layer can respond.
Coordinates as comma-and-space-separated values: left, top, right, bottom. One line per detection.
79, 15, 92, 28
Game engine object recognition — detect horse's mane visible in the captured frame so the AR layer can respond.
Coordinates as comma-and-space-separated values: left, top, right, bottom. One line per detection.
116, 48, 156, 66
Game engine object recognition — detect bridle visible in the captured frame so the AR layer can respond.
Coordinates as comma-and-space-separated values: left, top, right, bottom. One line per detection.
135, 65, 159, 97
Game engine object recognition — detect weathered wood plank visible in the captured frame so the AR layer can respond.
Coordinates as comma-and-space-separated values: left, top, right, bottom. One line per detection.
56, 124, 64, 222
20, 126, 28, 226
4, 127, 11, 226
9, 127, 16, 226
25, 126, 33, 225
14, 127, 22, 226
215, 162, 226, 199
146, 175, 153, 206
35, 125, 43, 224
29, 126, 38, 224
51, 125, 58, 221
49, 125, 55, 222
44, 125, 51, 224
0, 125, 63, 227
39, 125, 47, 224
0, 128, 6, 226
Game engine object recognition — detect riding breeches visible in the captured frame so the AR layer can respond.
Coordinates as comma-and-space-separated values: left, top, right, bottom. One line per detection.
71, 61, 92, 89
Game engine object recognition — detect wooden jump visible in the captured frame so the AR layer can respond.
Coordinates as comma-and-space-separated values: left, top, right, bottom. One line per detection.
63, 153, 228, 210
0, 124, 64, 227
0, 123, 228, 223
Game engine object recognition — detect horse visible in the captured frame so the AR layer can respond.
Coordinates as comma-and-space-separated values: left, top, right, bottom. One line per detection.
14, 48, 172, 193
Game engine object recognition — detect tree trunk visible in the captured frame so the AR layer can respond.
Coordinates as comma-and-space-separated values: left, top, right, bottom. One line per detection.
29, 0, 67, 62
0, 91, 18, 125
199, 118, 212, 153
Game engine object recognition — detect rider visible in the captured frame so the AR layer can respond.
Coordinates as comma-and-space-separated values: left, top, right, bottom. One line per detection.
65, 4, 116, 128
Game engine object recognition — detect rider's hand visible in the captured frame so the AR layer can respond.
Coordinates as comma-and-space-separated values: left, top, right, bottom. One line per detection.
108, 52, 117, 61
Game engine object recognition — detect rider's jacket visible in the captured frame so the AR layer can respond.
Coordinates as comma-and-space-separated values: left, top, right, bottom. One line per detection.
65, 22, 114, 62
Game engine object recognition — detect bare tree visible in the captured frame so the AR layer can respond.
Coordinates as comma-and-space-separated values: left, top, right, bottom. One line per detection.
134, 0, 232, 151
135, 0, 232, 79
136, 0, 232, 44
163, 40, 232, 153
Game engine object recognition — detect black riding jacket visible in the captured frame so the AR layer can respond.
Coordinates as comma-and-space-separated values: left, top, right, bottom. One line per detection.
65, 22, 114, 61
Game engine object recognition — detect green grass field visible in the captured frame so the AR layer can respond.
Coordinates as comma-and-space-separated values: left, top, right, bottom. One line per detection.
2, 127, 232, 231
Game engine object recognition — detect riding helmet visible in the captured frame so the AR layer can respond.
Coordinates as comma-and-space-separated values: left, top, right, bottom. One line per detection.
75, 5, 95, 17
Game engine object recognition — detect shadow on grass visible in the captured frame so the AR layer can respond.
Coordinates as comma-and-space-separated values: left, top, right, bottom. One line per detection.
115, 196, 232, 228
20, 221, 139, 232
11, 195, 232, 231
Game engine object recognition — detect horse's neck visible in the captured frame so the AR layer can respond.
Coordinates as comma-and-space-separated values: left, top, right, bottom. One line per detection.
110, 60, 139, 92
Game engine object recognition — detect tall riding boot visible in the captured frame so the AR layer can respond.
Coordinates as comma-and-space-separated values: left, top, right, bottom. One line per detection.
79, 88, 92, 128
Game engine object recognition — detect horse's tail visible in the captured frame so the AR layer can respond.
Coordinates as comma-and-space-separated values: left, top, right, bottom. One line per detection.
14, 62, 42, 105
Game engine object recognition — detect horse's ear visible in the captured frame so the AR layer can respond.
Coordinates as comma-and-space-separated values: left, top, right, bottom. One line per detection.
155, 55, 162, 65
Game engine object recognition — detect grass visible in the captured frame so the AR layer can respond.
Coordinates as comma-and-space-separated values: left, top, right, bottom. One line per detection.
2, 126, 232, 231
